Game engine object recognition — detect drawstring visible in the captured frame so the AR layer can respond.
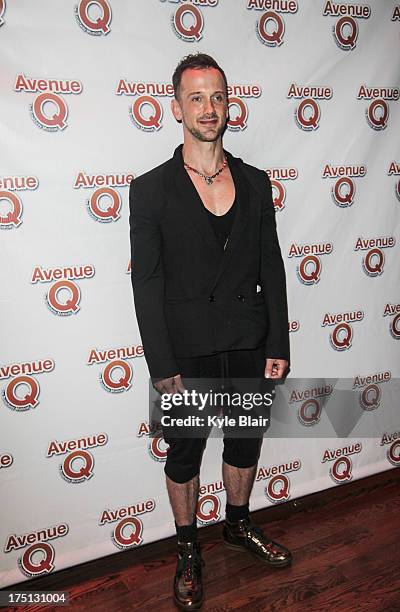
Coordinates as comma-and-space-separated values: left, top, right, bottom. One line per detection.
220, 351, 229, 390
219, 352, 232, 416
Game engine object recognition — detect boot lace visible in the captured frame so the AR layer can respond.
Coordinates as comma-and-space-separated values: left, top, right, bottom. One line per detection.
180, 549, 203, 584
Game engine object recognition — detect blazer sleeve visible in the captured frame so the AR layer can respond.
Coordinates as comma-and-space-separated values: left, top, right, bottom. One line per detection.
129, 178, 179, 381
259, 173, 291, 365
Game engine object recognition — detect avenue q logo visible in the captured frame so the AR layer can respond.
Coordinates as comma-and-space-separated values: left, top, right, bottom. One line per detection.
354, 235, 395, 277
31, 265, 95, 316
246, 0, 298, 47
75, 0, 112, 36
87, 344, 143, 393
74, 171, 134, 223
287, 83, 333, 131
322, 309, 364, 351
4, 523, 69, 578
0, 175, 38, 230
380, 431, 400, 467
46, 432, 108, 483
322, 163, 366, 208
357, 85, 399, 131
196, 480, 225, 524
322, 442, 362, 484
137, 420, 168, 462
383, 302, 400, 340
116, 79, 174, 132
0, 358, 54, 412
265, 167, 298, 212
14, 74, 83, 132
288, 241, 333, 285
322, 1, 371, 51
227, 83, 261, 132
99, 498, 155, 550
387, 161, 400, 202
288, 383, 333, 426
256, 459, 301, 504
159, 0, 218, 43
353, 370, 391, 411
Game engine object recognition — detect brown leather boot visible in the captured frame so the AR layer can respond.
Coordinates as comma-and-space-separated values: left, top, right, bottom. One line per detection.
223, 518, 292, 567
173, 541, 204, 610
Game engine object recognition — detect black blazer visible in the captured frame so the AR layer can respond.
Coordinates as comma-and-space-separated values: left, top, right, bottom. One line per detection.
129, 144, 290, 380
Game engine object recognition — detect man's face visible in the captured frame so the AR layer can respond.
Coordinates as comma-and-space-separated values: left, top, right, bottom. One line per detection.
171, 67, 228, 142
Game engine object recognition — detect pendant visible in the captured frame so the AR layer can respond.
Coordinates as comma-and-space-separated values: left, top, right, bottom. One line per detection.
205, 176, 213, 185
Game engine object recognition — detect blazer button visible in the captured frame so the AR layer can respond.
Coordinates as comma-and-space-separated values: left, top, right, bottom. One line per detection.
209, 295, 216, 302
237, 295, 245, 302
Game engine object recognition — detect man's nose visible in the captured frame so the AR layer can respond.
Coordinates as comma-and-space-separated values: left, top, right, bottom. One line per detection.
203, 97, 215, 115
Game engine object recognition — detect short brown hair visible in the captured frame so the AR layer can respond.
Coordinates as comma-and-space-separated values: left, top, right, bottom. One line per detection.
172, 53, 228, 100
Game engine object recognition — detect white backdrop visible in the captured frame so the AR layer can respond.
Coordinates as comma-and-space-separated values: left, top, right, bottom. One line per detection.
1, 0, 400, 587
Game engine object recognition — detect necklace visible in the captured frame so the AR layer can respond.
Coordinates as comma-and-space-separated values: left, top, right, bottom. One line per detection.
184, 157, 227, 185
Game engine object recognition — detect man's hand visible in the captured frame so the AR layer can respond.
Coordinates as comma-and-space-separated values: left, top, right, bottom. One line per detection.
265, 358, 288, 380
154, 373, 186, 395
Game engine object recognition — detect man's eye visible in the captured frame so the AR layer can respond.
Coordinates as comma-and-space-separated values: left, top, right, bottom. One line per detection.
192, 96, 201, 102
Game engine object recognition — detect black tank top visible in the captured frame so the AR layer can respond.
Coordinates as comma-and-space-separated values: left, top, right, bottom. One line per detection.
205, 195, 237, 250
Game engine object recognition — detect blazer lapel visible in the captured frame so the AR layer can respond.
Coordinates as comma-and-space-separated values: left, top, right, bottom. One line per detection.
171, 145, 250, 292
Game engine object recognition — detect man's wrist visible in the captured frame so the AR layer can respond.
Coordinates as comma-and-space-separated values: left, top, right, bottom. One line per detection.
151, 373, 179, 385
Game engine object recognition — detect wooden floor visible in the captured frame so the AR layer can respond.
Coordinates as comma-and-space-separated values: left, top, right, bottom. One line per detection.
4, 468, 400, 612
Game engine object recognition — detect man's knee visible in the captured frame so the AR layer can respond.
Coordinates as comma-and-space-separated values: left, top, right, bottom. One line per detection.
164, 437, 207, 483
164, 461, 201, 484
222, 437, 263, 469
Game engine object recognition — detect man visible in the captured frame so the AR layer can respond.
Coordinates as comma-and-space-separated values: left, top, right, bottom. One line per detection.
129, 53, 291, 611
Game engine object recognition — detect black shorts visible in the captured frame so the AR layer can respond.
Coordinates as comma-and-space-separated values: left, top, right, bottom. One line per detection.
160, 346, 274, 483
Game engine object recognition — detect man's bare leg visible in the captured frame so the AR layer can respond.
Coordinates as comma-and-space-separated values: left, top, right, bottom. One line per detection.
222, 461, 257, 505
166, 474, 199, 526
166, 462, 257, 523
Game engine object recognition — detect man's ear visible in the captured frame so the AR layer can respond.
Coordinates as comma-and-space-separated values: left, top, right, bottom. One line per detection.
171, 98, 182, 123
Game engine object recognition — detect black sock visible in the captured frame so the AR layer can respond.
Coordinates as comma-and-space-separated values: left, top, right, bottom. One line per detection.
175, 518, 198, 543
226, 502, 250, 523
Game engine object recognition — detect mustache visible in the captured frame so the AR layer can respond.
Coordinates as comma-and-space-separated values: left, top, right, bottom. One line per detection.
198, 114, 218, 120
